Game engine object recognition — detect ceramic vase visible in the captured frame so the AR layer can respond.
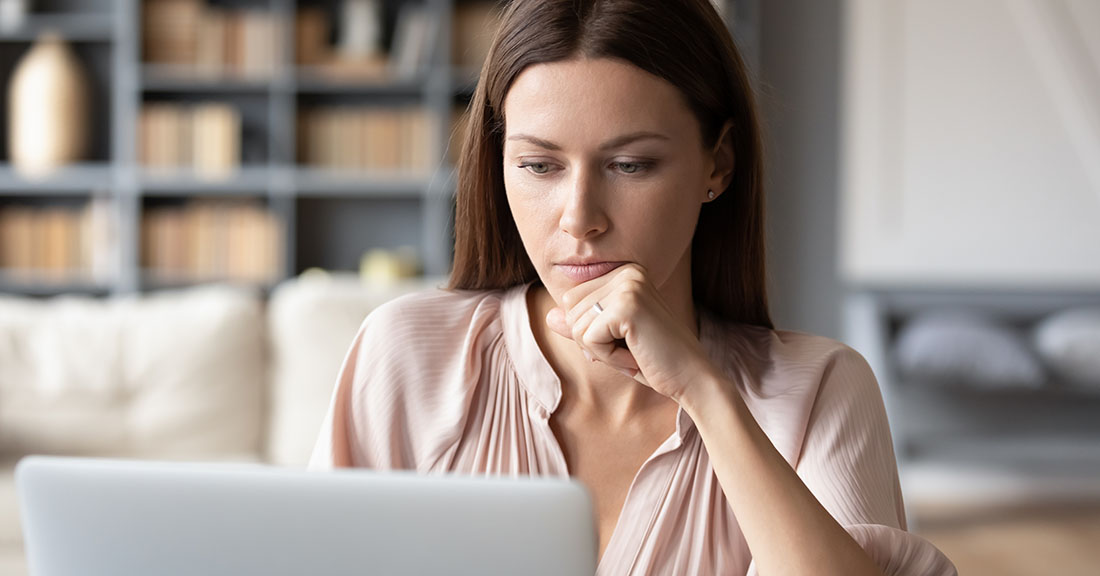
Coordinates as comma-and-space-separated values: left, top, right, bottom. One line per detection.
8, 32, 90, 178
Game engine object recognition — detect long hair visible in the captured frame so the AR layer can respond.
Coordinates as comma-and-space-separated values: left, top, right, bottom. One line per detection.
448, 0, 772, 329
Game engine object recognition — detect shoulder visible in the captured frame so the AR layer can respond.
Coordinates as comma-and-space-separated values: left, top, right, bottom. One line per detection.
363, 286, 507, 330
355, 287, 509, 356
346, 287, 517, 392
763, 328, 881, 412
337, 287, 516, 469
770, 329, 875, 386
705, 320, 883, 460
706, 318, 874, 396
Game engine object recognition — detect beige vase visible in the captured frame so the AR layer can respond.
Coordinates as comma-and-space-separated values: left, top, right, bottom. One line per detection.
8, 32, 89, 178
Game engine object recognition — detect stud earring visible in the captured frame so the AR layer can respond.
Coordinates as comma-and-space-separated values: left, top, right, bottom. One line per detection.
707, 189, 716, 200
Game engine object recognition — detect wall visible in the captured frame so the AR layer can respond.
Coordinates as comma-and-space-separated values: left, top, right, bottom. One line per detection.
757, 0, 845, 340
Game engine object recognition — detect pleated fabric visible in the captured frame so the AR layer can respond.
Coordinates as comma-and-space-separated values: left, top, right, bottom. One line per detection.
310, 283, 956, 576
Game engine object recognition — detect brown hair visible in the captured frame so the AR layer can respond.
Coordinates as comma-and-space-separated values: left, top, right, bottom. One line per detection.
448, 0, 772, 329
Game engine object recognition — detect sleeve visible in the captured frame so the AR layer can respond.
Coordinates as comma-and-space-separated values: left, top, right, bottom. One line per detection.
788, 345, 956, 576
307, 299, 436, 472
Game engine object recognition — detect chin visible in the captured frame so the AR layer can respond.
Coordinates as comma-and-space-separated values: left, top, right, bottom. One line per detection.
533, 271, 567, 303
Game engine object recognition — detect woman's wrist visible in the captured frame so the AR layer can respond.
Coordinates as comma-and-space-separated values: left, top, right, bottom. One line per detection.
677, 363, 744, 420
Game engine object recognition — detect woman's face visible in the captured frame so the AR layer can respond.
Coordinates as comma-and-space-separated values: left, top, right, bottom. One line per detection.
501, 57, 730, 307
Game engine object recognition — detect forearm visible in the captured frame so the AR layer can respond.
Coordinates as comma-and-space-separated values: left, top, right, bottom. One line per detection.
679, 370, 884, 576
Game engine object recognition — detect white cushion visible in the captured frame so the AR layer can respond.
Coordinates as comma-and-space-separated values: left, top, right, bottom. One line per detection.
893, 311, 1045, 388
0, 549, 25, 576
1033, 307, 1100, 387
0, 286, 265, 459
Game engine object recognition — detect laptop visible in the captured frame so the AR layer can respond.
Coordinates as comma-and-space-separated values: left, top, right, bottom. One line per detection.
15, 456, 597, 576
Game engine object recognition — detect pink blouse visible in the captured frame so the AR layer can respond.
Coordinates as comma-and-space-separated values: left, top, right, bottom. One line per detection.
309, 283, 956, 576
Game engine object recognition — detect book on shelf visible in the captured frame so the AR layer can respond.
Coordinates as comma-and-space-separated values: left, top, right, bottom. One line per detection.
295, 7, 328, 67
194, 7, 226, 76
142, 0, 201, 65
338, 0, 385, 60
142, 200, 282, 284
192, 104, 241, 178
239, 9, 276, 79
295, 5, 391, 81
144, 0, 275, 79
298, 106, 432, 173
389, 3, 440, 78
0, 198, 116, 284
140, 103, 241, 177
41, 209, 71, 274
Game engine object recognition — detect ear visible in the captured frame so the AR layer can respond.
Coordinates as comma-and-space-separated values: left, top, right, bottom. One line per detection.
706, 119, 735, 199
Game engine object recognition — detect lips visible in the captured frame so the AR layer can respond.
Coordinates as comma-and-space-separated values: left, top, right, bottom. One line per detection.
555, 261, 627, 283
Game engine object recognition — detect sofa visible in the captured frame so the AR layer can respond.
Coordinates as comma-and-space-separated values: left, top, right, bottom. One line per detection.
0, 273, 442, 574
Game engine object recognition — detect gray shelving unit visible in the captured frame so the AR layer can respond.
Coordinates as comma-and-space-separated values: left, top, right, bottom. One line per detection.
0, 0, 462, 296
0, 0, 751, 297
845, 286, 1100, 528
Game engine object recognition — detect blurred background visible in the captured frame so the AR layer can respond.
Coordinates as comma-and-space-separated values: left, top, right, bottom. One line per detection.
0, 0, 1097, 574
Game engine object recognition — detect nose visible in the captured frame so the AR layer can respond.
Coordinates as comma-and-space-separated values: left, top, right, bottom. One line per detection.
559, 167, 608, 240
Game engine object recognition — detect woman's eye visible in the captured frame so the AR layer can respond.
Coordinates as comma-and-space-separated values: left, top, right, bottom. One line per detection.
614, 162, 650, 174
519, 162, 552, 175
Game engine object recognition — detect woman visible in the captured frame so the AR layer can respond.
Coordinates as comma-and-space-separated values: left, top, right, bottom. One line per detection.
310, 0, 956, 574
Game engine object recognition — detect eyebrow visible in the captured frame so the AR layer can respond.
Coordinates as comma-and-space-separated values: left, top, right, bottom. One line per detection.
505, 131, 671, 151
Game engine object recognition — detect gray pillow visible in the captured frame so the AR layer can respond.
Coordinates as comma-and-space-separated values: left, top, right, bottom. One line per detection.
893, 311, 1044, 389
1033, 307, 1100, 387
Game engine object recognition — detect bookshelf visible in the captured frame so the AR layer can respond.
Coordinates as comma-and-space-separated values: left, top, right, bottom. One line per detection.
0, 0, 750, 297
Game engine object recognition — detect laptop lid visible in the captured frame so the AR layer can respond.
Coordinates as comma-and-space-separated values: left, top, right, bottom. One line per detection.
16, 456, 597, 576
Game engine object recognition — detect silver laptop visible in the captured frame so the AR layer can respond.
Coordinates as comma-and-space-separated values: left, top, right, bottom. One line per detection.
16, 456, 597, 576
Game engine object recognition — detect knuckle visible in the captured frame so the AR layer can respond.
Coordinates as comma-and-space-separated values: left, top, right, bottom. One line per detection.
580, 332, 594, 348
623, 264, 646, 281
571, 322, 586, 342
621, 287, 642, 308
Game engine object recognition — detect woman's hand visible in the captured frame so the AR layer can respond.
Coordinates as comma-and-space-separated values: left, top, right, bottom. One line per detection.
545, 263, 716, 402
